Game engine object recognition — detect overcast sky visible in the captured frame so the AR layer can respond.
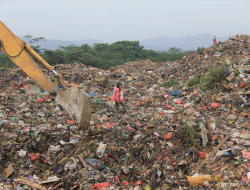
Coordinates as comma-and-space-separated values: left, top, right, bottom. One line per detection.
1, 0, 249, 42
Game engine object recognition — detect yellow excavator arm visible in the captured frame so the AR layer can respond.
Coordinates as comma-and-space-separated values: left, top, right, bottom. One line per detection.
0, 21, 92, 130
0, 21, 55, 92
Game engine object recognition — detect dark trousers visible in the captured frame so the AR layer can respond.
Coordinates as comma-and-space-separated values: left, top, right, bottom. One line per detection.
115, 101, 127, 113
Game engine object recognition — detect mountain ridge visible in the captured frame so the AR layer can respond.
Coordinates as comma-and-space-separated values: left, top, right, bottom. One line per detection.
20, 34, 230, 51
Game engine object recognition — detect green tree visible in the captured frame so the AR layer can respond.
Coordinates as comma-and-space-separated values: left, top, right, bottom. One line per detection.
32, 37, 46, 46
65, 50, 101, 67
42, 49, 65, 65
168, 46, 182, 54
23, 34, 33, 45
196, 47, 205, 54
93, 43, 109, 52
59, 44, 77, 52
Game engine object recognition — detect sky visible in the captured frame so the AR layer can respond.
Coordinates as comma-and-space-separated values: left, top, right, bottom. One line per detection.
1, 0, 249, 42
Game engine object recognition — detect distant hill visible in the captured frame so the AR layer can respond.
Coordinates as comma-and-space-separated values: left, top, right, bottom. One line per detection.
19, 37, 105, 50
140, 34, 230, 51
20, 34, 230, 51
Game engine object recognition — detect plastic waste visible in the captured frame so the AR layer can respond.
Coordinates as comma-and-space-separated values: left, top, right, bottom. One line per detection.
85, 158, 104, 169
240, 82, 245, 88
19, 149, 26, 157
211, 103, 219, 108
48, 145, 61, 152
187, 175, 212, 187
92, 182, 110, 188
224, 68, 231, 76
198, 151, 207, 159
96, 143, 107, 157
163, 133, 173, 140
135, 180, 142, 186
122, 181, 128, 186
171, 90, 180, 96
243, 151, 250, 159
216, 150, 230, 157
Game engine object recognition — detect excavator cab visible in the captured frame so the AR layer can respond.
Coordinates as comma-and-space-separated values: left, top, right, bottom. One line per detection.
0, 21, 92, 130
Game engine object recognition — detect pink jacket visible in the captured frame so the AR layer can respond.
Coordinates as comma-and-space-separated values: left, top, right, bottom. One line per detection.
112, 87, 121, 103
213, 38, 217, 45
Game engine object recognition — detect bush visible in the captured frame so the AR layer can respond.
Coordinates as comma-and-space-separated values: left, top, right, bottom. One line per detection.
187, 73, 201, 87
187, 66, 226, 90
200, 66, 226, 89
161, 79, 176, 87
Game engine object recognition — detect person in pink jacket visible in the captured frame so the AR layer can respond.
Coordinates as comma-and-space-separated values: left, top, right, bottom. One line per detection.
213, 36, 217, 45
112, 82, 127, 113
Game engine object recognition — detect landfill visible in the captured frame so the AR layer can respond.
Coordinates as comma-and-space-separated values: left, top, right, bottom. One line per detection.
1, 34, 250, 189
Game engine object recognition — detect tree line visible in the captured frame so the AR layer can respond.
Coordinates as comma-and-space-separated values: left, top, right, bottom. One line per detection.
0, 35, 193, 70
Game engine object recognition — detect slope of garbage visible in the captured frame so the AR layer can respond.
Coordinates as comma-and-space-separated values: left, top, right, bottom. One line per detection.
1, 34, 250, 189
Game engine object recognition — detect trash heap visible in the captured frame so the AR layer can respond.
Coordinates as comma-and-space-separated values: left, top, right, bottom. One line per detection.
2, 34, 250, 189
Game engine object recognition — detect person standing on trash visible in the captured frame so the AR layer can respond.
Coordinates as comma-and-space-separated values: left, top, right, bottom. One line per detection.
213, 36, 217, 45
112, 82, 127, 113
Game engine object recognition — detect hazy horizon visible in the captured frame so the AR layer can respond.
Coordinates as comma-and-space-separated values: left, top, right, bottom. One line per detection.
28, 33, 229, 43
1, 0, 249, 42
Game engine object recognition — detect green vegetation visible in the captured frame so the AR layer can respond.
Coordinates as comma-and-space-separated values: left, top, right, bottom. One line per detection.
196, 47, 205, 54
0, 53, 15, 70
187, 66, 226, 90
186, 73, 202, 87
0, 35, 192, 70
234, 70, 239, 76
161, 79, 176, 87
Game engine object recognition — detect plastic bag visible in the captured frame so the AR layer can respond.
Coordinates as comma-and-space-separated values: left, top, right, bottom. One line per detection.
171, 91, 180, 96
85, 158, 104, 169
92, 182, 109, 188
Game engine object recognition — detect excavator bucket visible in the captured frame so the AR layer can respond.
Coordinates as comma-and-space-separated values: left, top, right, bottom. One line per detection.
0, 21, 92, 130
56, 88, 92, 130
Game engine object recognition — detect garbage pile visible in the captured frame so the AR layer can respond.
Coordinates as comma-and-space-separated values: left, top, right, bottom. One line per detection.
1, 34, 250, 189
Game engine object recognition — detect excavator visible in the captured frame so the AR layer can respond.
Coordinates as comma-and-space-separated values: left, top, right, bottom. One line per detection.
0, 21, 92, 130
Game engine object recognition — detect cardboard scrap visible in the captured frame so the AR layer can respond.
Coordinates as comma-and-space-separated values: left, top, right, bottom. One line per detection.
4, 164, 14, 178
78, 154, 88, 167
187, 175, 212, 187
38, 177, 61, 184
17, 177, 47, 190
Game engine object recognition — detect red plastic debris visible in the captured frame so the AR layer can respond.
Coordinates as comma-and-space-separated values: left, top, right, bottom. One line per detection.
67, 120, 75, 124
122, 181, 128, 186
163, 133, 173, 140
198, 151, 207, 159
241, 176, 248, 183
115, 175, 120, 182
39, 98, 45, 103
166, 105, 171, 109
30, 156, 37, 161
135, 180, 142, 186
164, 157, 172, 165
23, 127, 30, 132
175, 99, 182, 104
211, 103, 219, 108
104, 123, 111, 128
240, 82, 245, 88
126, 127, 134, 131
92, 182, 109, 189
135, 102, 140, 106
